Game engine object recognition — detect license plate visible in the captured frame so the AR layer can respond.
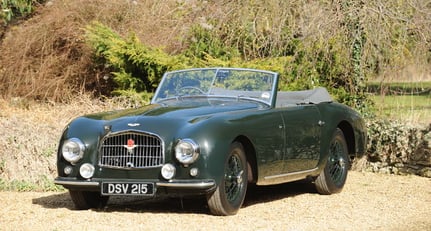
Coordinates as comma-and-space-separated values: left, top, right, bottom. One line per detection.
101, 182, 155, 195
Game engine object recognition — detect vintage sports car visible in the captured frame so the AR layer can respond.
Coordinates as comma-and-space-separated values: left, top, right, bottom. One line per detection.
55, 68, 367, 215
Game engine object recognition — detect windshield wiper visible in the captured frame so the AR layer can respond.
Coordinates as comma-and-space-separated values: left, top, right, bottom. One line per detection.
237, 95, 260, 100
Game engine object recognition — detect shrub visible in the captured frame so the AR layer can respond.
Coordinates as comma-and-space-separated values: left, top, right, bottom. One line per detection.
1, 0, 429, 103
85, 21, 372, 111
366, 118, 431, 176
1, 0, 38, 23
85, 21, 194, 101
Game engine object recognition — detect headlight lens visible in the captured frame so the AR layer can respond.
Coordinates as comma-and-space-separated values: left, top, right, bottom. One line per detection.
175, 139, 199, 165
62, 138, 85, 164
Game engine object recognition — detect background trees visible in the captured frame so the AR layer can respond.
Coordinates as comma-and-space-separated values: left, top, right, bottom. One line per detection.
0, 0, 429, 110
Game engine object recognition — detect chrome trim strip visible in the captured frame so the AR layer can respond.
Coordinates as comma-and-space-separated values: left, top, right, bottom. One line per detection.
157, 180, 215, 189
54, 179, 100, 187
264, 167, 319, 180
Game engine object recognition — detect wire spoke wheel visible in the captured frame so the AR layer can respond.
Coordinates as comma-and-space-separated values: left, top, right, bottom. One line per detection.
224, 154, 245, 203
328, 139, 347, 186
315, 128, 349, 195
207, 142, 248, 216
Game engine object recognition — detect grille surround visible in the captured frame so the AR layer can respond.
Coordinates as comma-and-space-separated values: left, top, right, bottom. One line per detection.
99, 131, 164, 169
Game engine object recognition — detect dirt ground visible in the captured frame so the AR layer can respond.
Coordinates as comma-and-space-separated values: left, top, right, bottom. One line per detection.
0, 171, 430, 231
0, 99, 430, 231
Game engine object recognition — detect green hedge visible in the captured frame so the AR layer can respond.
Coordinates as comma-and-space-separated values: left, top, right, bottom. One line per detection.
84, 22, 370, 112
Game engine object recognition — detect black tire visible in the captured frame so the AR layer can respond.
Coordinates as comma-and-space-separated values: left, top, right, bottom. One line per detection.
207, 142, 248, 216
315, 128, 349, 195
69, 190, 109, 210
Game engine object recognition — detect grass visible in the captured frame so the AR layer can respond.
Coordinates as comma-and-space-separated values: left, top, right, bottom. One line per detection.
367, 80, 431, 124
371, 94, 430, 124
0, 176, 65, 192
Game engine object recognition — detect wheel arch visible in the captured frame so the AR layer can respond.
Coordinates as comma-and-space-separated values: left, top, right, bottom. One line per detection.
233, 135, 258, 184
337, 120, 355, 156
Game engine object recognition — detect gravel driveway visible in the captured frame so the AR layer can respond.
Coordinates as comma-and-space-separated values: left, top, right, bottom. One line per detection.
1, 171, 430, 231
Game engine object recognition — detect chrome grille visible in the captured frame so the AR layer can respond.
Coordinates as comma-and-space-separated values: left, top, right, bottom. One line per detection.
99, 131, 164, 168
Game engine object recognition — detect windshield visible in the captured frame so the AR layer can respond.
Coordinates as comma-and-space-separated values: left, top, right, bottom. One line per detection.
152, 68, 278, 105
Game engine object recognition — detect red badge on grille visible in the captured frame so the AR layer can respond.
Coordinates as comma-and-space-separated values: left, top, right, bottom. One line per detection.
127, 138, 135, 148
124, 138, 137, 154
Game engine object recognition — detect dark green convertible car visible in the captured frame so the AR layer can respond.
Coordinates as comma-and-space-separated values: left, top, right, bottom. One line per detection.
55, 68, 366, 215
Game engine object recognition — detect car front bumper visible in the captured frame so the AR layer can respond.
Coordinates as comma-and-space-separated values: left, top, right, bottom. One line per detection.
54, 177, 216, 195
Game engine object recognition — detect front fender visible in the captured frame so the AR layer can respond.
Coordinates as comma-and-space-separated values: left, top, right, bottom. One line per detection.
57, 117, 106, 177
317, 103, 367, 169
173, 119, 234, 186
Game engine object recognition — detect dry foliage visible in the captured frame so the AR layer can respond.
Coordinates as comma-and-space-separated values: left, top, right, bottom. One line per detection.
0, 2, 91, 101
0, 0, 430, 102
0, 0, 191, 101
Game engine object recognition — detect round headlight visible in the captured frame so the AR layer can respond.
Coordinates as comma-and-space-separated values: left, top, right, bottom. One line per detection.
62, 138, 85, 164
80, 163, 95, 179
175, 139, 200, 165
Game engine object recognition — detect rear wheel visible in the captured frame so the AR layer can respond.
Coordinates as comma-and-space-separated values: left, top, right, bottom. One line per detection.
315, 128, 349, 195
207, 142, 248, 216
69, 190, 109, 210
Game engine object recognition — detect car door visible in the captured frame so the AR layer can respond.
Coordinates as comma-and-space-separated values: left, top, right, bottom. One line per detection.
280, 105, 322, 173
239, 110, 286, 178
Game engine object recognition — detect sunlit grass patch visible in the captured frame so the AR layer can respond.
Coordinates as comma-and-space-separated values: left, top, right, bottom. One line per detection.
0, 176, 65, 192
371, 94, 430, 124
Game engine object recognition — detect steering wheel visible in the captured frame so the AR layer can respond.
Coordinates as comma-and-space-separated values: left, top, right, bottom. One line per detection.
177, 86, 206, 95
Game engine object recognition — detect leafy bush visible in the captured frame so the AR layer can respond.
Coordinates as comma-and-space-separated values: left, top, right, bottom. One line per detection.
366, 118, 431, 176
183, 25, 240, 61
0, 0, 44, 23
85, 21, 192, 101
1, 0, 429, 103
86, 21, 372, 111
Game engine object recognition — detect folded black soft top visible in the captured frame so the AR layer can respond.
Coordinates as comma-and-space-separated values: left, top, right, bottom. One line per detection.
276, 87, 333, 107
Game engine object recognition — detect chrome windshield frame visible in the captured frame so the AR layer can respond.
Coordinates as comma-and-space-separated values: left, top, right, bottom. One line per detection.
151, 67, 279, 107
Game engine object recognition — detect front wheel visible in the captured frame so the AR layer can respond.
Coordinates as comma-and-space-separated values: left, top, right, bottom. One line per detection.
207, 142, 248, 216
69, 190, 109, 210
315, 128, 349, 195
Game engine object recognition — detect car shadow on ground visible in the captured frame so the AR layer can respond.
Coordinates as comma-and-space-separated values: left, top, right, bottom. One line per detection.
243, 179, 317, 207
32, 192, 76, 210
32, 180, 317, 215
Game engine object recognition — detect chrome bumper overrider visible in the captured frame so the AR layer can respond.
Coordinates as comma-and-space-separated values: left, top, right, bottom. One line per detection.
54, 178, 216, 189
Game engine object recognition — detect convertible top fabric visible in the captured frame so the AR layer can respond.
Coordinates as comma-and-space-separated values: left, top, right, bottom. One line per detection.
276, 87, 333, 107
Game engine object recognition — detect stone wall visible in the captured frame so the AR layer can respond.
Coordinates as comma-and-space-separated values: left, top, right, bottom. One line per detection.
356, 121, 431, 177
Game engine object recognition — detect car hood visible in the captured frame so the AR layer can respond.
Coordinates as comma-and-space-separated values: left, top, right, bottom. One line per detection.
89, 98, 265, 119
69, 98, 267, 136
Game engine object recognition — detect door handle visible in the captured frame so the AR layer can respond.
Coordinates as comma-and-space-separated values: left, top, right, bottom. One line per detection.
318, 120, 325, 126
